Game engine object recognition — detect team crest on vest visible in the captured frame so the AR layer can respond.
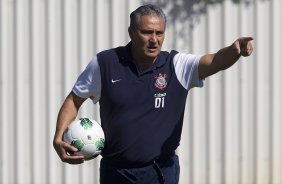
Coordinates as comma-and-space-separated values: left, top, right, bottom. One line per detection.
154, 73, 167, 90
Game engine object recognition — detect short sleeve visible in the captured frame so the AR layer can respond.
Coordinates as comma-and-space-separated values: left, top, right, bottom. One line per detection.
72, 56, 101, 103
173, 53, 204, 91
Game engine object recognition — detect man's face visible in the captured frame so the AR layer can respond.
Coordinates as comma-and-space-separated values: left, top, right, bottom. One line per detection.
129, 15, 165, 61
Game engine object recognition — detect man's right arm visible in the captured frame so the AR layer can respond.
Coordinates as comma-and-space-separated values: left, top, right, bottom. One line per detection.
198, 37, 253, 79
53, 91, 87, 164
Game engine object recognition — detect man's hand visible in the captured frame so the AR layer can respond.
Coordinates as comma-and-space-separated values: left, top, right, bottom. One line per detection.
53, 139, 85, 164
232, 37, 254, 57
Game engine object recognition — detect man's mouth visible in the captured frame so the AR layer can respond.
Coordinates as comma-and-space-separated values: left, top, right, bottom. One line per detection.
147, 46, 158, 52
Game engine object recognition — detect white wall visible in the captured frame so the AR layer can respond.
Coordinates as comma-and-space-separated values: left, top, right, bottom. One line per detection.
0, 0, 281, 183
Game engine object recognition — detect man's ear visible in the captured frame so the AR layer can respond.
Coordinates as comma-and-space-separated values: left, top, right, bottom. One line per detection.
128, 27, 133, 39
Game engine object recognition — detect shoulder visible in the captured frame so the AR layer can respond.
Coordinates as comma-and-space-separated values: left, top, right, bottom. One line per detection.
96, 45, 129, 64
97, 48, 117, 61
172, 52, 202, 69
173, 53, 202, 62
156, 50, 179, 67
160, 50, 178, 59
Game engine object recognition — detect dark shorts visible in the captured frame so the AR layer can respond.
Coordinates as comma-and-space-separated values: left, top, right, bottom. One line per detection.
100, 154, 180, 184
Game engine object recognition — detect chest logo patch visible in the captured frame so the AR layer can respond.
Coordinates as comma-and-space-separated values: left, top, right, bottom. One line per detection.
154, 73, 167, 90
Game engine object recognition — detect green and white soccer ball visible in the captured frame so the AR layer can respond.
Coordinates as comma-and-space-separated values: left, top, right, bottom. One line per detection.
63, 118, 105, 160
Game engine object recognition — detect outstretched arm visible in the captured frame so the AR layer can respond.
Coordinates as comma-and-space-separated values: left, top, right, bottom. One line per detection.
53, 91, 87, 164
199, 37, 254, 79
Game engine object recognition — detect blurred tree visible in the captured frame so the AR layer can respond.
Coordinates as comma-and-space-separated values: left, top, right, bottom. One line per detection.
141, 0, 261, 50
142, 0, 255, 23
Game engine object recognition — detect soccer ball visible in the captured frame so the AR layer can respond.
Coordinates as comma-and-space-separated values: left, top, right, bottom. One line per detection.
63, 118, 105, 160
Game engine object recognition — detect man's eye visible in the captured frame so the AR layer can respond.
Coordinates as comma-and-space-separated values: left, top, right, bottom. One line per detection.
156, 32, 164, 36
140, 30, 164, 36
141, 31, 153, 34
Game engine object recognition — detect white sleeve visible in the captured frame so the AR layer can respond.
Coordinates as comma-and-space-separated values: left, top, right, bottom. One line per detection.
173, 53, 204, 90
72, 56, 101, 103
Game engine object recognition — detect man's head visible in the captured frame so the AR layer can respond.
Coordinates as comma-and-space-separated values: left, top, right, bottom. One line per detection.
129, 4, 166, 31
128, 4, 166, 67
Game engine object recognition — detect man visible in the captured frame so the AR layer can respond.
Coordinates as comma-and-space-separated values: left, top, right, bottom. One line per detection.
53, 4, 253, 184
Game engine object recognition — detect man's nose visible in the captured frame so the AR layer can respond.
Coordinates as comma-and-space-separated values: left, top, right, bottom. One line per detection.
149, 33, 157, 43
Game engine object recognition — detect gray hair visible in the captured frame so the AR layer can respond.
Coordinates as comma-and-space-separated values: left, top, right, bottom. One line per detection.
129, 4, 166, 30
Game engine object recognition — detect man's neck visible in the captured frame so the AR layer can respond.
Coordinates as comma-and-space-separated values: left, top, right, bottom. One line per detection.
133, 59, 155, 72
131, 49, 157, 72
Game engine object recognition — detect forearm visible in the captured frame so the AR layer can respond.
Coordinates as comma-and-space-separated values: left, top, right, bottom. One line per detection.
213, 45, 241, 71
53, 92, 82, 144
53, 92, 86, 164
199, 45, 241, 79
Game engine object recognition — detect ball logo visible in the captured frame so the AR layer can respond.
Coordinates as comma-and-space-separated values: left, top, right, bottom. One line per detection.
87, 135, 92, 140
154, 73, 167, 90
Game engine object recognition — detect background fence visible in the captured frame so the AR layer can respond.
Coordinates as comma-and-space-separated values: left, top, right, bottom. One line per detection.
0, 0, 281, 183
